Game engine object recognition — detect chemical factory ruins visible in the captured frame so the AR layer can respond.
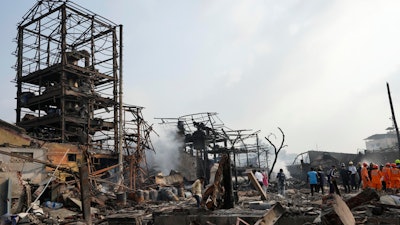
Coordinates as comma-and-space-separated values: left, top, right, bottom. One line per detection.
1, 1, 400, 225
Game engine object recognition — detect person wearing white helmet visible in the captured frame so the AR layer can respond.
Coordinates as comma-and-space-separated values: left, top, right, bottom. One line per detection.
348, 161, 357, 191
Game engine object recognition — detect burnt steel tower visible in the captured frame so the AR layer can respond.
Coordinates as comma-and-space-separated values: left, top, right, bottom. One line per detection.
14, 0, 122, 151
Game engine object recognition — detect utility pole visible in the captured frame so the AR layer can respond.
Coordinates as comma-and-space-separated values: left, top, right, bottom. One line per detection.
118, 25, 125, 193
386, 82, 400, 157
256, 134, 260, 168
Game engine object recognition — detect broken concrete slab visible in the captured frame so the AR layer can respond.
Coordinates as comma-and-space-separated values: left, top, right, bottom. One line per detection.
254, 202, 285, 225
45, 208, 78, 221
248, 201, 272, 210
321, 194, 355, 225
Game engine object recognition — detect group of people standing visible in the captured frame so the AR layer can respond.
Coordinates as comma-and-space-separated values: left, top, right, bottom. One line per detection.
307, 167, 326, 196
335, 160, 400, 192
360, 160, 400, 191
254, 169, 269, 194
306, 159, 400, 196
254, 169, 287, 196
192, 159, 400, 208
307, 162, 358, 196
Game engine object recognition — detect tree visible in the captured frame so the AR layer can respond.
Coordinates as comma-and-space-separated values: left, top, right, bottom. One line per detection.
265, 127, 287, 178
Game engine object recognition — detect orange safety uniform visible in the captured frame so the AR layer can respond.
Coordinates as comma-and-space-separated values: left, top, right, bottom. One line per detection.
382, 163, 392, 190
370, 165, 383, 190
361, 163, 370, 189
390, 164, 400, 189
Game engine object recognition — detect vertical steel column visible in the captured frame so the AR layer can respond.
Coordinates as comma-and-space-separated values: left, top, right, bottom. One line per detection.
16, 28, 23, 123
135, 107, 141, 191
60, 4, 67, 142
117, 25, 125, 189
80, 146, 92, 225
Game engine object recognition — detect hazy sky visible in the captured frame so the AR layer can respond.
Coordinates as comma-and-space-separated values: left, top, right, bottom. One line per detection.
2, 0, 400, 155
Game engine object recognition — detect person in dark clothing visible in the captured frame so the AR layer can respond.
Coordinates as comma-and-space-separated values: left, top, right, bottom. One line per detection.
328, 165, 340, 195
357, 162, 362, 190
348, 161, 357, 190
276, 169, 286, 196
339, 163, 351, 193
317, 167, 325, 194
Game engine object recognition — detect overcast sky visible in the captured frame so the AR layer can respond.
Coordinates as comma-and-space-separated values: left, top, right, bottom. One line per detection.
2, 0, 400, 155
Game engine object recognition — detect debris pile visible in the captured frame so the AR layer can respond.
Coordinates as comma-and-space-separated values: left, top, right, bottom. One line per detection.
3, 169, 400, 225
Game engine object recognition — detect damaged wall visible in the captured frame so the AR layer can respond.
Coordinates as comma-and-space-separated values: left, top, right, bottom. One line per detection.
0, 120, 32, 147
0, 120, 81, 177
43, 142, 81, 175
0, 147, 47, 184
0, 147, 47, 214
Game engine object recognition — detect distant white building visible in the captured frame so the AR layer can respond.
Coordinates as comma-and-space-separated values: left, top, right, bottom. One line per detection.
364, 128, 398, 151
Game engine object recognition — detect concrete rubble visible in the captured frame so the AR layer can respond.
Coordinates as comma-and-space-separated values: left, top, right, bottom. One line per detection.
2, 1, 400, 225
0, 135, 399, 225
2, 173, 400, 225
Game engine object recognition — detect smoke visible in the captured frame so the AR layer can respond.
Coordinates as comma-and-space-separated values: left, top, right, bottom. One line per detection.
270, 159, 292, 181
262, 149, 294, 180
147, 125, 184, 175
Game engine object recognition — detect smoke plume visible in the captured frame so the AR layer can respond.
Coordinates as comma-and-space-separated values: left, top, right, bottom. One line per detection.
147, 125, 184, 175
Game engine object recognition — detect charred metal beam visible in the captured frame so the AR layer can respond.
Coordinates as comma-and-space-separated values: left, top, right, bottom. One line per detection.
90, 164, 119, 177
71, 29, 114, 49
19, 4, 63, 29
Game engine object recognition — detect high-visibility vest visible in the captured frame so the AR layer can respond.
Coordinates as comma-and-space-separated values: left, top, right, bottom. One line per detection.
382, 166, 391, 182
361, 167, 369, 181
391, 168, 400, 181
370, 169, 382, 184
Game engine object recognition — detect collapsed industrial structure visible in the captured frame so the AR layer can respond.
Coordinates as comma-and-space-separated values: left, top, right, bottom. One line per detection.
1, 1, 269, 223
2, 1, 400, 225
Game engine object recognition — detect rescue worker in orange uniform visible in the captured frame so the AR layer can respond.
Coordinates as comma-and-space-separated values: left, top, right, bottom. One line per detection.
390, 163, 399, 190
381, 162, 392, 191
370, 164, 383, 190
361, 162, 371, 189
